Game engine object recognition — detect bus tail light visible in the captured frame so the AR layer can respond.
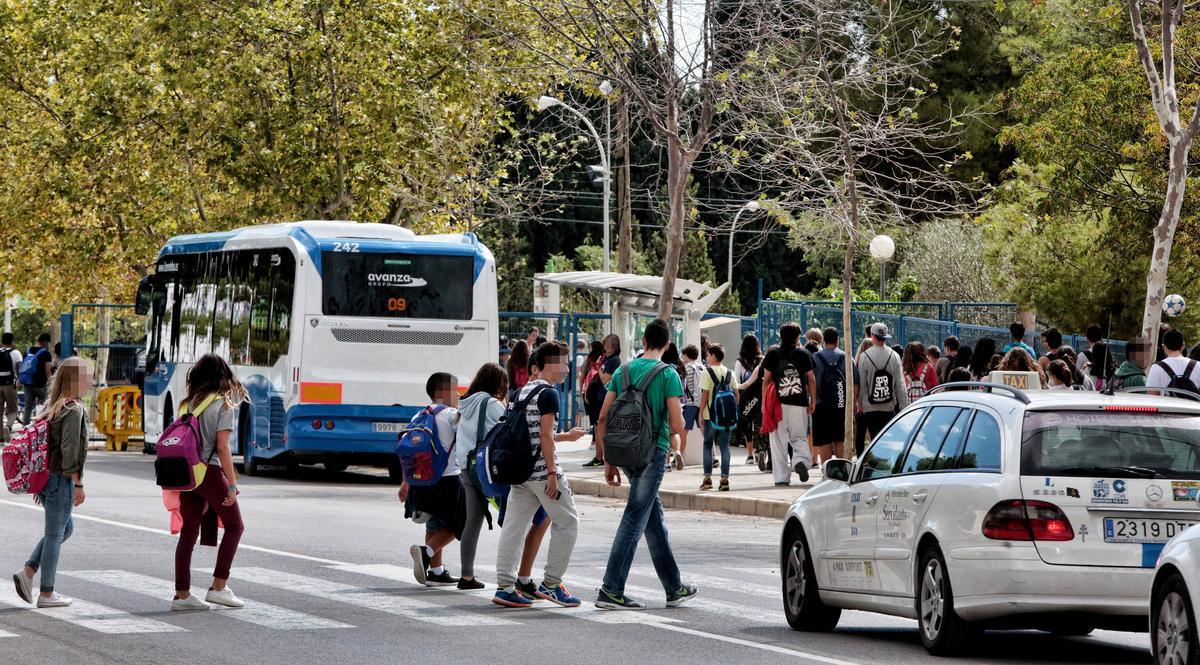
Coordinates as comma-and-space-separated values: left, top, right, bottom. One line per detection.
324, 420, 335, 430
983, 500, 1074, 542
311, 419, 322, 430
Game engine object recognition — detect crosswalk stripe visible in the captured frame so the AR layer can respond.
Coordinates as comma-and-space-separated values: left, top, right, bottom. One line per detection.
0, 628, 17, 637
0, 587, 186, 634
64, 570, 352, 631
327, 563, 681, 625
232, 567, 518, 626
628, 566, 779, 597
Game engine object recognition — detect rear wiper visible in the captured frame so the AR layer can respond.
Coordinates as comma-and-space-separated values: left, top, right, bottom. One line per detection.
1054, 465, 1164, 479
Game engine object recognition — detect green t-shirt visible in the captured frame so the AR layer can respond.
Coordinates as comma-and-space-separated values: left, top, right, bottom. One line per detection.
606, 358, 685, 452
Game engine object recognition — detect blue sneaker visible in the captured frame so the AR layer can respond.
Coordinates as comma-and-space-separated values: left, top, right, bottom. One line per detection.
492, 588, 533, 608
535, 583, 581, 607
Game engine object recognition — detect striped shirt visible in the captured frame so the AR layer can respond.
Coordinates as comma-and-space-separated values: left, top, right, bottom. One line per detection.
518, 379, 561, 482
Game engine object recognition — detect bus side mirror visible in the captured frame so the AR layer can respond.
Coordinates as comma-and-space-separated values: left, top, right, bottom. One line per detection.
134, 275, 155, 315
824, 458, 852, 483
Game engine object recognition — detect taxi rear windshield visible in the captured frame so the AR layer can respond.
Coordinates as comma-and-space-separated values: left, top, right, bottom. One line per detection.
1022, 411, 1200, 479
321, 252, 474, 320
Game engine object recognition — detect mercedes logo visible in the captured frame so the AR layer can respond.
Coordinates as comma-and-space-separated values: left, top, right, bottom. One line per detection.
310, 318, 319, 328
1147, 486, 1164, 502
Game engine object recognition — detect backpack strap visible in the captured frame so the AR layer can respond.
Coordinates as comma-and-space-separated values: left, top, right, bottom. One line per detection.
1187, 360, 1199, 384
473, 399, 490, 448
181, 393, 219, 417
1157, 360, 1181, 382
634, 361, 670, 393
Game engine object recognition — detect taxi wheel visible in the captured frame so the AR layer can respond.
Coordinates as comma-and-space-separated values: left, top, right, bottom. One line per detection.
917, 546, 976, 656
1152, 573, 1199, 665
782, 526, 840, 632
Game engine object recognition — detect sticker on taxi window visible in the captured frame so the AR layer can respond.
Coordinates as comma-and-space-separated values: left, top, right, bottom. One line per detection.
1172, 481, 1200, 502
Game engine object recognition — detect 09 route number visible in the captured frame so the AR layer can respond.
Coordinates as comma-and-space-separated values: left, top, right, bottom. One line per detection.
387, 298, 407, 312
332, 242, 360, 253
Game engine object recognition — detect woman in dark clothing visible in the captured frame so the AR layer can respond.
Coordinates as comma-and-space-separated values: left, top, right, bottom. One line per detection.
734, 334, 767, 468
969, 338, 997, 381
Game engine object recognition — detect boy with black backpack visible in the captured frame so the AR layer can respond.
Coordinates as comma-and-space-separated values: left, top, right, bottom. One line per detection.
698, 344, 738, 491
0, 333, 22, 441
812, 327, 849, 461
855, 323, 910, 441
1148, 329, 1200, 398
492, 342, 586, 609
762, 322, 818, 485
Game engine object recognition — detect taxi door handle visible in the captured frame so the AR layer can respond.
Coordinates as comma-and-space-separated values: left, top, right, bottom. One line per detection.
864, 495, 878, 507
912, 490, 929, 504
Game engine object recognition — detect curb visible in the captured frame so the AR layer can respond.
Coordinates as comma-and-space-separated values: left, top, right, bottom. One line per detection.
567, 476, 793, 520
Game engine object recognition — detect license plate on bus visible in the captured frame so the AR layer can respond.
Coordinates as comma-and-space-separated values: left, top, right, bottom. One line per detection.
1103, 518, 1198, 544
373, 422, 404, 433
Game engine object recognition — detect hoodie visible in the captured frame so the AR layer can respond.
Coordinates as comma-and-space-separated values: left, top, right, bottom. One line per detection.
455, 391, 506, 471
1112, 361, 1146, 390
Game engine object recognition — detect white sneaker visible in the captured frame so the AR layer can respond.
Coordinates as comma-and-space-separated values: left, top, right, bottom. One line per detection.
12, 570, 33, 604
205, 587, 245, 608
170, 595, 210, 611
36, 593, 72, 608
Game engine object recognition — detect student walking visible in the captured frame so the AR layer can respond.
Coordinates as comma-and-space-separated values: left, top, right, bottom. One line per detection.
1148, 329, 1200, 397
507, 341, 531, 396
493, 342, 586, 608
734, 335, 765, 467
19, 333, 52, 425
762, 323, 817, 485
456, 364, 510, 590
681, 345, 704, 467
661, 343, 688, 470
12, 357, 93, 608
582, 335, 621, 468
699, 344, 738, 491
811, 327, 849, 461
1110, 337, 1148, 392
401, 372, 466, 588
902, 341, 939, 401
0, 333, 22, 441
938, 336, 959, 383
855, 324, 910, 441
594, 319, 698, 610
170, 354, 247, 610
1003, 322, 1036, 358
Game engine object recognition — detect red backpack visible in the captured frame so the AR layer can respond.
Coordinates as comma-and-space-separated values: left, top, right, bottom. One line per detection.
3, 418, 52, 495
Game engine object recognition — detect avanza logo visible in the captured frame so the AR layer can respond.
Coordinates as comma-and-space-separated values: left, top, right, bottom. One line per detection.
367, 273, 428, 288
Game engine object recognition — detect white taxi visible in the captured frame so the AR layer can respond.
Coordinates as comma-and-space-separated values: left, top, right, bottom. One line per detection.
1151, 524, 1200, 664
780, 382, 1200, 656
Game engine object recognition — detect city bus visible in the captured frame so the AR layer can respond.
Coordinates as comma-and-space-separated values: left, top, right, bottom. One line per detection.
134, 220, 498, 477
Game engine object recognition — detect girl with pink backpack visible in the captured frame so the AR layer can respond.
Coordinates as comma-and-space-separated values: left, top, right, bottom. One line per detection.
12, 357, 93, 609
170, 354, 247, 611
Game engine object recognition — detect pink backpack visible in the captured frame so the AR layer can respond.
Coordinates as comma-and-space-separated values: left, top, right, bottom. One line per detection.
2, 418, 52, 495
154, 394, 218, 491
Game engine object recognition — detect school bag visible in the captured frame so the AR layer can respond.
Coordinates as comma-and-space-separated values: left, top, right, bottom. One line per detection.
707, 367, 738, 430
154, 393, 219, 491
603, 361, 670, 470
18, 348, 45, 385
0, 349, 16, 386
813, 351, 846, 411
464, 399, 493, 492
394, 405, 454, 486
480, 384, 550, 489
864, 353, 895, 406
1155, 360, 1200, 400
3, 417, 52, 494
906, 363, 930, 401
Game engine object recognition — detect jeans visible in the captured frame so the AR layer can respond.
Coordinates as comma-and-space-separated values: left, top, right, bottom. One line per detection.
22, 384, 47, 425
26, 474, 75, 593
175, 465, 244, 591
702, 422, 731, 477
601, 447, 682, 597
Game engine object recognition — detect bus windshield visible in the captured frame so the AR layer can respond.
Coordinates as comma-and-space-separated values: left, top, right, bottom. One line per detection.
320, 251, 474, 320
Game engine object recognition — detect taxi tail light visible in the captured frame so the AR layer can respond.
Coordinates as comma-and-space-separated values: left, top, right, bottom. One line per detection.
983, 500, 1074, 542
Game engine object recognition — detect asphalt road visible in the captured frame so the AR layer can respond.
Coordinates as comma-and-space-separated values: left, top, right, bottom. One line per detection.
0, 452, 1155, 665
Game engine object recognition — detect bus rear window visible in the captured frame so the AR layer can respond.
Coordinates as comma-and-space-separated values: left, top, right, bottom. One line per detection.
1022, 411, 1200, 479
321, 252, 474, 320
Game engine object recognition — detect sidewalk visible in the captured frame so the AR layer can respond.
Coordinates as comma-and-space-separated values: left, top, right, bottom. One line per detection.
559, 436, 821, 519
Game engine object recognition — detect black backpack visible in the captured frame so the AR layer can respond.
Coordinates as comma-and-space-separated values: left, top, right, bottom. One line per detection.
482, 384, 550, 485
864, 352, 894, 406
775, 347, 808, 402
1156, 360, 1200, 400
0, 348, 15, 386
813, 351, 846, 410
603, 362, 670, 471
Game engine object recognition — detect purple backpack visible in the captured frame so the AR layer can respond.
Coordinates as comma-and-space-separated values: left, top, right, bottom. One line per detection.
154, 394, 219, 491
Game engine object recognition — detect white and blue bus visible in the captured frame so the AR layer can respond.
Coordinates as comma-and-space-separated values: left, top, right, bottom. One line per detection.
134, 220, 498, 476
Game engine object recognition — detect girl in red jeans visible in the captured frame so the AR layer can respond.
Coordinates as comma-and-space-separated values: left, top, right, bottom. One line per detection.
171, 354, 247, 611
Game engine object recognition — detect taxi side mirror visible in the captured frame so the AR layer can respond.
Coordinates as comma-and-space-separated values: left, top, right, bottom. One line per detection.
824, 458, 852, 483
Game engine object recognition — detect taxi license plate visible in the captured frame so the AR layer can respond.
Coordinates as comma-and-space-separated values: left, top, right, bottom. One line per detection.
1103, 518, 1197, 544
373, 422, 404, 433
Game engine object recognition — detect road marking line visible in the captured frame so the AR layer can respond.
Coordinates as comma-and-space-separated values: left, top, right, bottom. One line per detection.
0, 587, 186, 635
328, 563, 680, 625
650, 622, 866, 665
0, 628, 17, 637
628, 566, 779, 597
64, 570, 352, 631
231, 567, 518, 627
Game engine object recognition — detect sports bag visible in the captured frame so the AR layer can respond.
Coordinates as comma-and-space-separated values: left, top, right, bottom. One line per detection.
154, 393, 219, 491
813, 351, 846, 411
3, 417, 52, 494
481, 384, 550, 488
0, 348, 16, 386
464, 399, 491, 492
906, 364, 930, 401
18, 348, 45, 386
864, 353, 895, 406
394, 405, 453, 486
1157, 360, 1200, 400
707, 367, 738, 430
603, 361, 669, 471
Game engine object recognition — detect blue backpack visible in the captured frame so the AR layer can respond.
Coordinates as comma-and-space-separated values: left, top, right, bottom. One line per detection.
18, 348, 44, 385
394, 405, 453, 486
477, 384, 548, 494
707, 367, 739, 430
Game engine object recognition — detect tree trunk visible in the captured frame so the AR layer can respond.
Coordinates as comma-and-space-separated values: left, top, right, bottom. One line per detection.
617, 90, 633, 274
657, 99, 687, 322
1142, 138, 1191, 351
841, 223, 856, 458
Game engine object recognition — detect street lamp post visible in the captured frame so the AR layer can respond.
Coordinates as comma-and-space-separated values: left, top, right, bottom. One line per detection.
869, 234, 895, 300
727, 200, 762, 285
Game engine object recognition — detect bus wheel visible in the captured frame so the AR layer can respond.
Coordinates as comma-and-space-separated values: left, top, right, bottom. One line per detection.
325, 461, 349, 473
387, 462, 404, 484
243, 448, 263, 477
